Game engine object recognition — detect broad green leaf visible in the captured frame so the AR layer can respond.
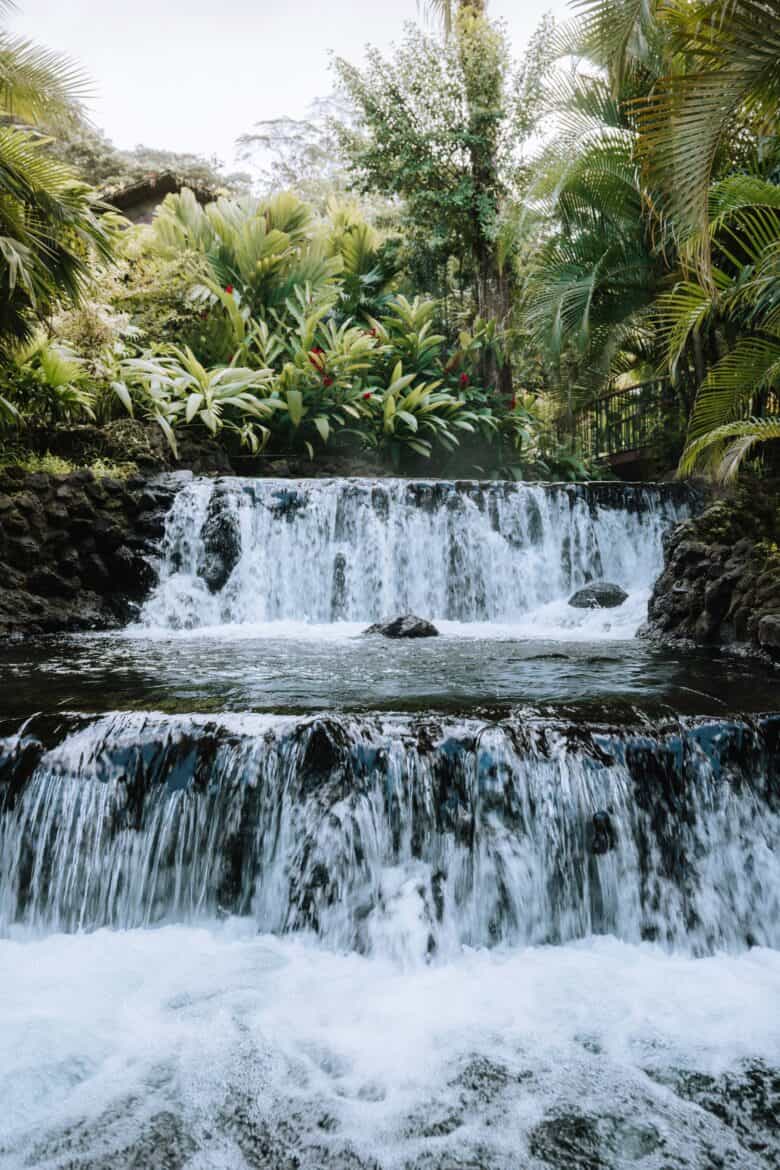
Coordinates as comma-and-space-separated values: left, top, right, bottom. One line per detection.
286, 389, 304, 427
200, 408, 219, 434
154, 414, 179, 459
111, 380, 134, 416
185, 392, 204, 423
388, 372, 416, 395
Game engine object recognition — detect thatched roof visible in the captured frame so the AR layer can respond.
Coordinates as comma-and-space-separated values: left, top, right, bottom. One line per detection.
104, 172, 215, 216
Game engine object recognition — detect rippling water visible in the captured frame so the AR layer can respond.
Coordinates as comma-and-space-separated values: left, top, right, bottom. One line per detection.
0, 630, 775, 722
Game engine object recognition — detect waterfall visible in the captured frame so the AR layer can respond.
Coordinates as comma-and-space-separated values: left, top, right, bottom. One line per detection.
1, 473, 778, 1170
137, 478, 691, 630
2, 711, 776, 957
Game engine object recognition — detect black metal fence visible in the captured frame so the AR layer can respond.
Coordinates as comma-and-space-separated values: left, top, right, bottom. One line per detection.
574, 381, 674, 459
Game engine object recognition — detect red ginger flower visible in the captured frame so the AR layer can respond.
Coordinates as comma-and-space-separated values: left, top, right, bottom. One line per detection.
323, 375, 334, 388
225, 284, 234, 295
362, 391, 373, 400
460, 373, 470, 387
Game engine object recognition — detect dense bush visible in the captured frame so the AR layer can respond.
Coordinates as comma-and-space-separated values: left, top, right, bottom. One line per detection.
93, 189, 589, 477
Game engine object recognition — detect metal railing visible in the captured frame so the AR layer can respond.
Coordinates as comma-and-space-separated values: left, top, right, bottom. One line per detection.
572, 384, 778, 466
574, 381, 673, 459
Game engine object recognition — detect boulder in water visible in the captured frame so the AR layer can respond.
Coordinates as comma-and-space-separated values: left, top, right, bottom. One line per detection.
198, 490, 241, 594
758, 614, 780, 658
363, 614, 439, 638
591, 809, 616, 855
568, 582, 628, 610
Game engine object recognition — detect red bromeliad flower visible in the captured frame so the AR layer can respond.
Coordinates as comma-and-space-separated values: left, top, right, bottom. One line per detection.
459, 373, 470, 388
510, 395, 517, 410
308, 347, 326, 371
225, 284, 234, 295
323, 375, 334, 388
362, 391, 373, 400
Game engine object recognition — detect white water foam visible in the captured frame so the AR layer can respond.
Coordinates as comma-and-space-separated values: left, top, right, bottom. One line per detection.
134, 479, 687, 639
0, 924, 778, 1169
124, 594, 650, 643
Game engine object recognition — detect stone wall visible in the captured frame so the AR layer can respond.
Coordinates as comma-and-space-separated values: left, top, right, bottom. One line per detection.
644, 491, 780, 659
0, 468, 180, 638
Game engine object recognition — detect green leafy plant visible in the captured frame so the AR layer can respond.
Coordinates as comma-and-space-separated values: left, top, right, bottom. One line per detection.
3, 333, 95, 423
113, 345, 278, 457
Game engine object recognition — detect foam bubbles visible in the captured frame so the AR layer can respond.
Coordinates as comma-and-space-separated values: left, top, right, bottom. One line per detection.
0, 925, 778, 1168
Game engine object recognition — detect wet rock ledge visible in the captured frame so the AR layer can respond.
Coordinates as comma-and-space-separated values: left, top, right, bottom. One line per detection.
644, 488, 780, 659
0, 467, 180, 638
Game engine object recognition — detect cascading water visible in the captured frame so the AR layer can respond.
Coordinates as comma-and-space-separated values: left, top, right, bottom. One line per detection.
2, 711, 777, 957
1, 475, 778, 1170
138, 478, 691, 632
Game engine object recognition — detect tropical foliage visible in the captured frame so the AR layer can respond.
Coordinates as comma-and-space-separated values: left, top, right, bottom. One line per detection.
4, 0, 777, 484
0, 0, 116, 343
521, 0, 780, 479
334, 11, 554, 397
107, 195, 506, 468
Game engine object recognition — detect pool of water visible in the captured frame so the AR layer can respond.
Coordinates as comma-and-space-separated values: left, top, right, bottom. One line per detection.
0, 626, 776, 723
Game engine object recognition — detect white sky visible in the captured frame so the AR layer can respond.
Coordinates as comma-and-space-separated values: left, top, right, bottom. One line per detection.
18, 1, 570, 167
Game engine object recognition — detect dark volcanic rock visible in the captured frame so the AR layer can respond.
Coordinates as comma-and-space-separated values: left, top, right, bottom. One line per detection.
198, 487, 241, 593
0, 469, 184, 638
363, 614, 440, 638
758, 614, 780, 658
644, 487, 780, 655
568, 582, 628, 609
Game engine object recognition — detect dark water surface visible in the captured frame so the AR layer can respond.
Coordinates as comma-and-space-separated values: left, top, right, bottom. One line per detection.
0, 629, 776, 722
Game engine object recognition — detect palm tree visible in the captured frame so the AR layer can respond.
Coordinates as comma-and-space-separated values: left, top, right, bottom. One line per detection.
420, 0, 486, 35
0, 0, 113, 345
638, 0, 780, 266
524, 0, 780, 477
520, 6, 672, 420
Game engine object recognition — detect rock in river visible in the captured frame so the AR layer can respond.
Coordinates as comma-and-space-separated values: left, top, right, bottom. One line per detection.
363, 615, 440, 638
568, 582, 628, 609
198, 488, 241, 594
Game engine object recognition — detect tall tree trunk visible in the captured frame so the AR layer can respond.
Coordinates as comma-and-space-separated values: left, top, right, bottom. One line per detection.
457, 2, 513, 398
474, 242, 512, 395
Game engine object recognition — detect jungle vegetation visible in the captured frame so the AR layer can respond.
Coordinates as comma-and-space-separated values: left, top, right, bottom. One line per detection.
0, 0, 777, 483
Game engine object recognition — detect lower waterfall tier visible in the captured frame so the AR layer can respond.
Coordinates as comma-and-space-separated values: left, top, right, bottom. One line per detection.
2, 710, 777, 955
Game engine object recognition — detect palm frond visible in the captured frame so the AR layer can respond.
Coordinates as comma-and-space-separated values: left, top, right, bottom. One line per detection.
636, 0, 780, 254
418, 0, 454, 36
686, 330, 780, 440
0, 33, 90, 126
680, 414, 780, 480
563, 0, 651, 87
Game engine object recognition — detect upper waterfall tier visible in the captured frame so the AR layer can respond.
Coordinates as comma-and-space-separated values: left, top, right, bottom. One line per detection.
137, 478, 691, 631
